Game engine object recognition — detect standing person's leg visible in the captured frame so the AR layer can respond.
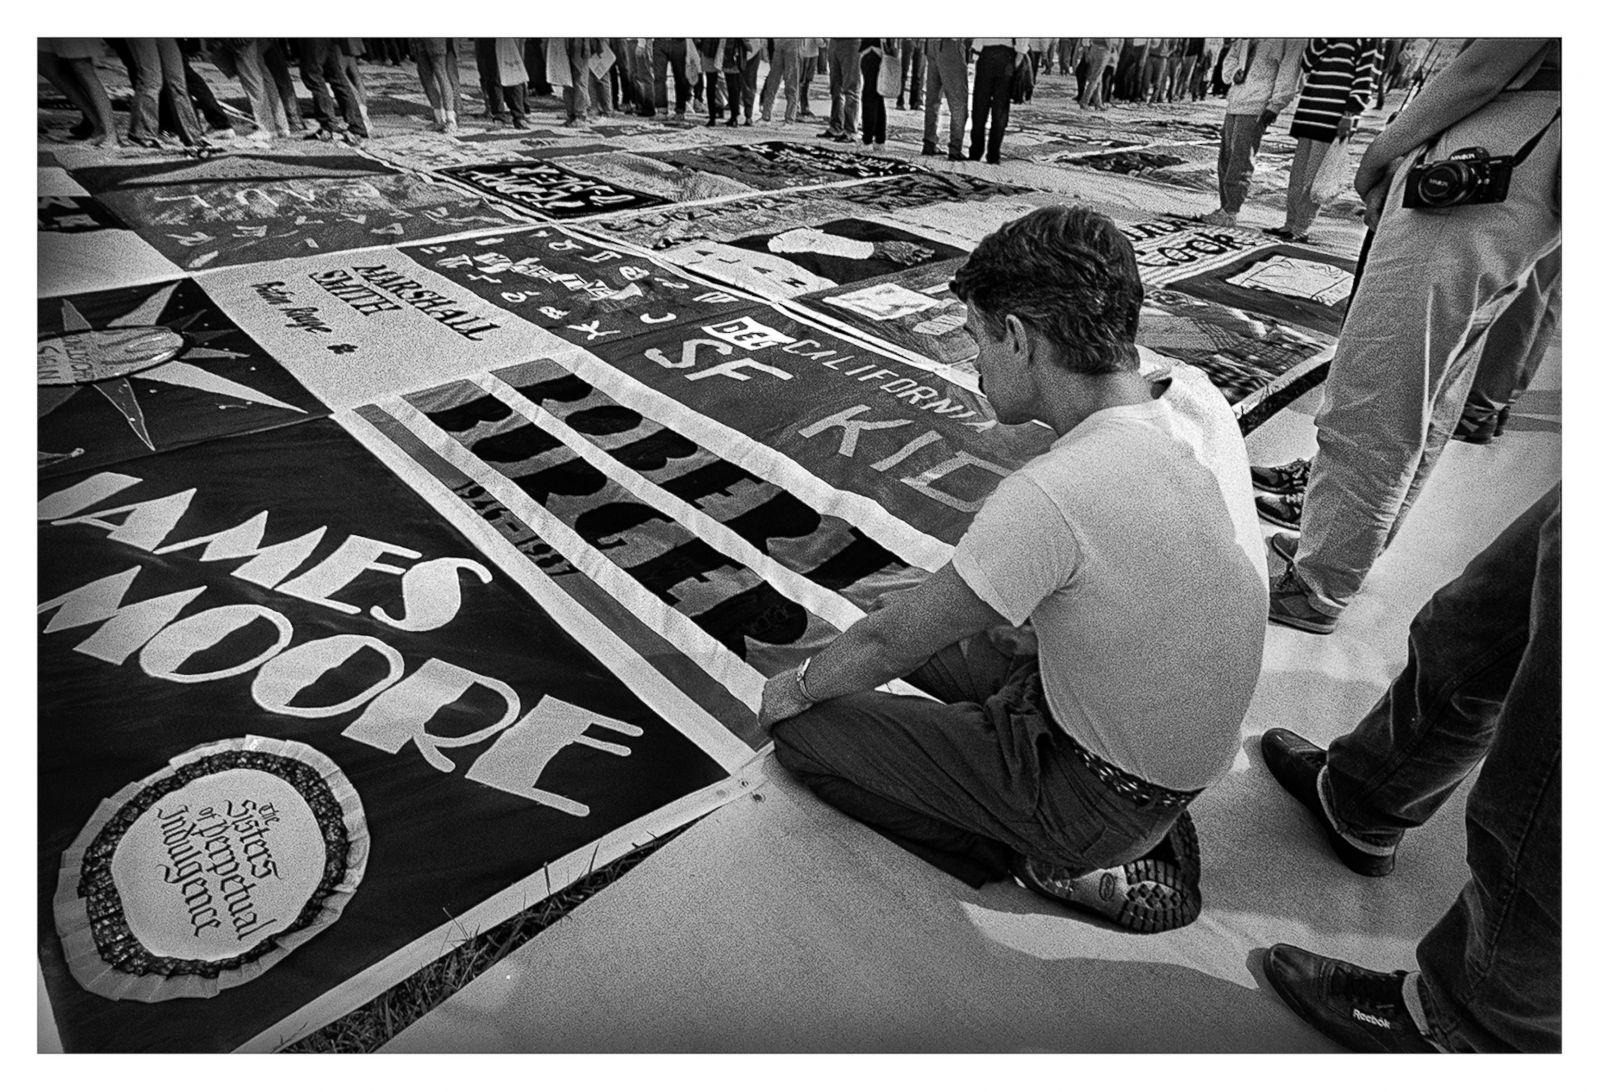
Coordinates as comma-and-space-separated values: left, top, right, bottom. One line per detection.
703, 62, 721, 124
294, 38, 344, 136
527, 38, 551, 96
181, 46, 232, 133
564, 39, 591, 122
1457, 248, 1561, 439
230, 41, 283, 141
909, 41, 924, 108
740, 55, 760, 122
261, 41, 304, 131
859, 50, 882, 143
1212, 112, 1262, 219
798, 54, 815, 117
839, 41, 861, 136
760, 48, 781, 120
124, 38, 162, 144
474, 38, 506, 120
921, 51, 944, 152
1290, 96, 1561, 620
826, 40, 845, 134
414, 41, 447, 129
969, 49, 996, 159
38, 48, 98, 138
339, 43, 370, 134
1412, 494, 1560, 1053
1265, 488, 1561, 1052
153, 38, 203, 145
1080, 48, 1107, 108
986, 53, 1013, 163
781, 49, 799, 122
1282, 137, 1331, 236
444, 40, 464, 120
669, 41, 690, 115
504, 81, 528, 126
321, 40, 367, 137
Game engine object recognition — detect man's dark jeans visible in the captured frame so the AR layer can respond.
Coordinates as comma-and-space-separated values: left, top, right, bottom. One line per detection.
969, 45, 1014, 162
772, 631, 1191, 888
1324, 485, 1561, 1052
294, 37, 366, 136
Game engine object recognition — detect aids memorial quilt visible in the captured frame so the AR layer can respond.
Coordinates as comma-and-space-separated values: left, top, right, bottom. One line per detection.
39, 419, 748, 1052
38, 278, 328, 478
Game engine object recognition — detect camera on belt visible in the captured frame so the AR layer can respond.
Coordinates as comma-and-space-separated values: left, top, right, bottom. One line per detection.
1402, 146, 1515, 209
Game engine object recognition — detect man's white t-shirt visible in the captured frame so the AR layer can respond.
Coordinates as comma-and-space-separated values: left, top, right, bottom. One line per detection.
951, 386, 1268, 791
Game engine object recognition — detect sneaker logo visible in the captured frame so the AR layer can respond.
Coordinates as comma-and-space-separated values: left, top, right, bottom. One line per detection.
1099, 874, 1116, 900
1352, 1009, 1391, 1029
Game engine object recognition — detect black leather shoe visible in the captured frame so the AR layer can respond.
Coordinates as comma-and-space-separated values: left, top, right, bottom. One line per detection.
1265, 945, 1436, 1052
1260, 729, 1395, 876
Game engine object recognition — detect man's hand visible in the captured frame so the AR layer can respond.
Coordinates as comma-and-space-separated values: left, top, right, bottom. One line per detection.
1359, 168, 1392, 229
1260, 108, 1278, 129
758, 668, 813, 731
1232, 67, 1247, 85
1336, 114, 1355, 140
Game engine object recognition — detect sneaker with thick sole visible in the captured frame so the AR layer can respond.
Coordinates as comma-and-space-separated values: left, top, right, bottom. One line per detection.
1260, 728, 1395, 875
1256, 491, 1303, 529
1251, 458, 1309, 495
1265, 945, 1435, 1052
1011, 811, 1202, 934
1268, 569, 1339, 634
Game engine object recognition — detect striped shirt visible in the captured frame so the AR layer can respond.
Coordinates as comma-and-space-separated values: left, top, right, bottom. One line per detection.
1289, 38, 1380, 142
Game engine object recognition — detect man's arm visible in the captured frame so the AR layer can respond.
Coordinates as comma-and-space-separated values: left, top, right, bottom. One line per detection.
1264, 39, 1307, 123
757, 563, 1007, 729
1355, 38, 1551, 205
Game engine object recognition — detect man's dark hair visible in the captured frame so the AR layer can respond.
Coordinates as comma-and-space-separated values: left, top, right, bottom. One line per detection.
949, 204, 1143, 375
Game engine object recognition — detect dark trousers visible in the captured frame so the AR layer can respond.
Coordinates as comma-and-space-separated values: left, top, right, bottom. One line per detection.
653, 38, 690, 112
737, 55, 761, 119
178, 43, 231, 131
1322, 487, 1561, 1053
294, 37, 366, 136
527, 38, 552, 95
473, 37, 506, 118
773, 632, 1189, 888
261, 40, 304, 129
896, 38, 924, 105
859, 51, 886, 143
969, 45, 1014, 162
1459, 246, 1561, 430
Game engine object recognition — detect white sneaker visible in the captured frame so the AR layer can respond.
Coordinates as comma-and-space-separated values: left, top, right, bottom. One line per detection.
1200, 208, 1238, 227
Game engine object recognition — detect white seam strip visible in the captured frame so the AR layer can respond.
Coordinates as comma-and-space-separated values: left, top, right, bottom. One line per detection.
337, 406, 754, 773
476, 372, 864, 633
498, 346, 954, 572
378, 397, 770, 712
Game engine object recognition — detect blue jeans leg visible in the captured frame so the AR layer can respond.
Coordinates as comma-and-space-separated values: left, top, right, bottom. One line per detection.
1324, 486, 1561, 1051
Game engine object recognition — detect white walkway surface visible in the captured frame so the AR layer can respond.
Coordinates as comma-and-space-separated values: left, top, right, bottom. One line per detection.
386, 343, 1561, 1053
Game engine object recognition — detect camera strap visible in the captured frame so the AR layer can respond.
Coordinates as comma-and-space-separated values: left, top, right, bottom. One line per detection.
1511, 109, 1560, 166
1416, 107, 1560, 165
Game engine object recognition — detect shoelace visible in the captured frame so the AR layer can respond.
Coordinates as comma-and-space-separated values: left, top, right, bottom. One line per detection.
1332, 961, 1407, 1018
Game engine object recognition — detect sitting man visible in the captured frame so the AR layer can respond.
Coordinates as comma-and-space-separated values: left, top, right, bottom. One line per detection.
759, 205, 1268, 934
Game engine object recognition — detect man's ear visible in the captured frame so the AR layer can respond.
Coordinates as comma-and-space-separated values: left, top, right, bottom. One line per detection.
1004, 313, 1031, 359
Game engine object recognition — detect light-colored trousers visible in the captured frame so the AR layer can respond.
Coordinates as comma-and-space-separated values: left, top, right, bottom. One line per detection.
1284, 135, 1335, 235
921, 39, 968, 153
1217, 112, 1266, 213
1297, 91, 1562, 614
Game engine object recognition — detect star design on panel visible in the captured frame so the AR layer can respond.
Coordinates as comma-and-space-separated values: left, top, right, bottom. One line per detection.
38, 282, 304, 466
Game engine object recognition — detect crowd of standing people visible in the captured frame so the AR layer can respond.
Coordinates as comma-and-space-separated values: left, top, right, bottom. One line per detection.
37, 37, 1442, 167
